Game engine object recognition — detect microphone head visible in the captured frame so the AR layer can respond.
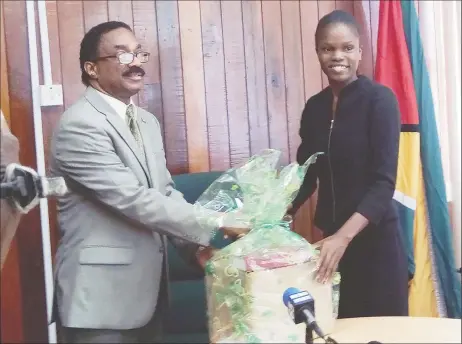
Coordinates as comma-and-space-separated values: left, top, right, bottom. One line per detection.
282, 287, 301, 306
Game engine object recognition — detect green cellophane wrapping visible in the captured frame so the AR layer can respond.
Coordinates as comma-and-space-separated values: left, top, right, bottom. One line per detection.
194, 150, 340, 343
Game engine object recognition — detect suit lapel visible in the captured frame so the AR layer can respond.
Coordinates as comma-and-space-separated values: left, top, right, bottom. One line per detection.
84, 88, 151, 181
137, 110, 159, 189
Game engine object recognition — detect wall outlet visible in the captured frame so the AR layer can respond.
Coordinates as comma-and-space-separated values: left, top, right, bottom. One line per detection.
40, 84, 63, 106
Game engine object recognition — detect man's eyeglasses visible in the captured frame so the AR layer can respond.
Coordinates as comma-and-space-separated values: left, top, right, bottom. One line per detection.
95, 51, 150, 65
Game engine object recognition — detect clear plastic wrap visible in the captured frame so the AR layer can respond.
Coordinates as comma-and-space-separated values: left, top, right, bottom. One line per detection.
194, 149, 341, 343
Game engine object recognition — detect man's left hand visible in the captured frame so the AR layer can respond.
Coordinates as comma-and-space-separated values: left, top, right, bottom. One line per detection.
221, 226, 250, 240
196, 246, 217, 269
315, 233, 350, 284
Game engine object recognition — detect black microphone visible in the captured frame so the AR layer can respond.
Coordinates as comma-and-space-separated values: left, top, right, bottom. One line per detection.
282, 287, 326, 340
283, 288, 379, 344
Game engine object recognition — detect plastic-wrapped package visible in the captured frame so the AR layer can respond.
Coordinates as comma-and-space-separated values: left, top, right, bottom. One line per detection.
194, 149, 340, 343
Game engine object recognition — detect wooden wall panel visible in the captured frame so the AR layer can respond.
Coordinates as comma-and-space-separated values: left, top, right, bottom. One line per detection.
157, 0, 188, 174
242, 1, 269, 157
354, 0, 375, 78
0, 4, 10, 120
108, 1, 133, 28
132, 1, 164, 133
57, 1, 85, 108
82, 0, 108, 30
201, 1, 230, 171
178, 1, 210, 172
336, 0, 354, 15
0, 4, 24, 344
221, 1, 250, 167
2, 1, 48, 342
300, 1, 323, 100
281, 0, 305, 162
262, 0, 289, 165
318, 1, 336, 88
2, 0, 378, 341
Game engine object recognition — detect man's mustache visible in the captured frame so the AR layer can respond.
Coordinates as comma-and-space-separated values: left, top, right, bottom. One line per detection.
123, 66, 145, 77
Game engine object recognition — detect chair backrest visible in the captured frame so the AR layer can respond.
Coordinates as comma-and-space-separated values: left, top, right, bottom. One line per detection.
163, 172, 227, 336
167, 171, 223, 281
172, 171, 223, 204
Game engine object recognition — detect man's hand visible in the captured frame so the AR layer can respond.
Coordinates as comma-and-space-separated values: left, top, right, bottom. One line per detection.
221, 226, 250, 240
314, 233, 350, 284
196, 246, 217, 269
217, 211, 251, 240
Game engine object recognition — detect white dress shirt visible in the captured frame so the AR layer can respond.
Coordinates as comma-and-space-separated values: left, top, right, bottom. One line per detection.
94, 88, 136, 123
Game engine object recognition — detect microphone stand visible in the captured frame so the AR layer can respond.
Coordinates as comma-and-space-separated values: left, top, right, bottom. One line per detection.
305, 324, 338, 344
305, 325, 314, 344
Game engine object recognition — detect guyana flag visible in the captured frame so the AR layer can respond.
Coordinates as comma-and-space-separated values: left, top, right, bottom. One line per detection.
375, 0, 461, 318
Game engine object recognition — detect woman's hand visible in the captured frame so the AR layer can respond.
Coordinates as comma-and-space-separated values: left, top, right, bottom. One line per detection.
314, 233, 350, 283
286, 203, 293, 213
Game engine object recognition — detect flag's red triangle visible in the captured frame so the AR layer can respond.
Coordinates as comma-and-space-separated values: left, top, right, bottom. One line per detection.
375, 0, 419, 126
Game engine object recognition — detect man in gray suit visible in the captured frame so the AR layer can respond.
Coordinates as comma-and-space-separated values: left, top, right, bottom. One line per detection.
50, 21, 243, 343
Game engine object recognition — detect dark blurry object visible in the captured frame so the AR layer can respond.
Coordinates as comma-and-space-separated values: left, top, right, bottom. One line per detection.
0, 113, 67, 269
2, 163, 67, 213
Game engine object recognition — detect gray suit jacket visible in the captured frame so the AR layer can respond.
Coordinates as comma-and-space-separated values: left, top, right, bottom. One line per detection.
49, 87, 216, 330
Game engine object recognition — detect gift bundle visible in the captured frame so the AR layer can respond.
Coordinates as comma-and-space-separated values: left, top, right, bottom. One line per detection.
194, 149, 340, 343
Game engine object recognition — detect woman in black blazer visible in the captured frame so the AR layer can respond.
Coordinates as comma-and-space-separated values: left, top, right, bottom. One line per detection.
289, 10, 408, 318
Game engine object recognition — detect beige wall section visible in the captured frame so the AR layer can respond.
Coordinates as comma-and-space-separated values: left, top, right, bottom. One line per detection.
1, 4, 10, 124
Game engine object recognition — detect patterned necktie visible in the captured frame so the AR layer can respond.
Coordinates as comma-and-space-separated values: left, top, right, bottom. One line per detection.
126, 104, 145, 159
